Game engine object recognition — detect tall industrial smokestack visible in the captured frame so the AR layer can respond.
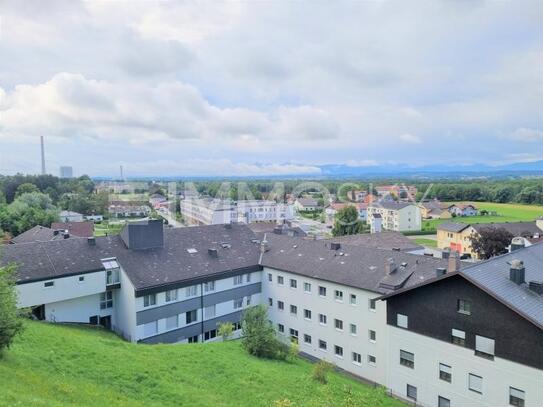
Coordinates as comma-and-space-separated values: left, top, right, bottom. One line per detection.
120, 165, 124, 180
40, 136, 46, 175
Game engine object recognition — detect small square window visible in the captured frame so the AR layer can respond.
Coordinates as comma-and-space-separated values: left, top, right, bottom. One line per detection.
78, 276, 85, 282
406, 384, 417, 401
319, 286, 327, 296
268, 273, 272, 282
319, 314, 327, 325
278, 301, 284, 310
278, 323, 285, 333
334, 290, 343, 301
304, 309, 312, 320
438, 396, 451, 407
268, 297, 273, 307
509, 387, 525, 407
350, 323, 357, 335
277, 276, 284, 285
290, 305, 298, 315
350, 294, 357, 305
143, 294, 156, 307
439, 363, 452, 383
233, 298, 243, 309
44, 281, 54, 287
475, 335, 495, 360
304, 334, 312, 344
400, 350, 414, 369
469, 373, 483, 394
397, 313, 408, 329
352, 352, 362, 364
319, 339, 327, 350
304, 282, 311, 293
334, 345, 343, 357
290, 279, 297, 289
451, 328, 466, 346
369, 330, 376, 342
334, 319, 343, 330
457, 298, 471, 315
369, 299, 376, 311
368, 355, 376, 365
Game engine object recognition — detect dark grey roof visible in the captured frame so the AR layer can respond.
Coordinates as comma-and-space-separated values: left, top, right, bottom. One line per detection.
120, 219, 164, 250
260, 233, 453, 294
472, 222, 542, 237
322, 232, 422, 252
369, 201, 415, 210
437, 222, 470, 233
10, 225, 59, 244
296, 198, 319, 207
248, 222, 307, 239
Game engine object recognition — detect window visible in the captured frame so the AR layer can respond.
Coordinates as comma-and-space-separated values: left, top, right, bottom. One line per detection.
369, 330, 376, 342
397, 313, 408, 329
278, 301, 284, 311
44, 281, 54, 288
232, 322, 242, 331
277, 276, 284, 285
278, 324, 285, 333
334, 290, 343, 301
268, 297, 273, 307
475, 335, 495, 359
334, 319, 343, 330
319, 314, 327, 325
268, 273, 272, 282
186, 310, 197, 324
352, 352, 362, 364
204, 329, 217, 341
319, 286, 327, 296
204, 281, 215, 292
438, 396, 451, 407
400, 350, 414, 368
290, 328, 299, 343
166, 315, 178, 330
78, 276, 85, 282
143, 294, 156, 307
439, 363, 452, 382
406, 384, 417, 401
233, 275, 243, 285
100, 291, 113, 309
457, 298, 471, 315
304, 309, 312, 320
106, 269, 120, 285
187, 335, 198, 343
368, 355, 376, 365
469, 373, 483, 394
233, 298, 243, 309
509, 387, 525, 407
246, 296, 251, 306
304, 282, 311, 293
143, 321, 157, 337
290, 279, 297, 289
350, 294, 357, 305
319, 340, 327, 351
165, 289, 177, 302
290, 305, 298, 315
204, 305, 216, 319
334, 345, 343, 357
350, 324, 357, 335
186, 285, 197, 297
369, 298, 376, 311
304, 334, 312, 344
451, 328, 466, 346
246, 273, 251, 283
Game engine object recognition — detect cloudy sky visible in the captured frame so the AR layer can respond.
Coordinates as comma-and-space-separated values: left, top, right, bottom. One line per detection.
1, 1, 542, 177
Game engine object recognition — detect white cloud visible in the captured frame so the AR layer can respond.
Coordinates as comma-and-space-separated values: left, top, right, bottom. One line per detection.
509, 128, 543, 143
399, 133, 422, 144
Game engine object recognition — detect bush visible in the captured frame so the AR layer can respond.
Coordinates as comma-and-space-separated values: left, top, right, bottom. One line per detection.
241, 305, 287, 360
312, 359, 334, 384
0, 264, 24, 358
274, 399, 292, 407
288, 340, 299, 361
217, 321, 234, 341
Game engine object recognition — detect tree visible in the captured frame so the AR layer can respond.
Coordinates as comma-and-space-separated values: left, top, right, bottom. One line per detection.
0, 263, 24, 358
15, 183, 39, 197
0, 192, 59, 236
241, 305, 287, 360
217, 321, 234, 341
469, 227, 514, 259
331, 206, 364, 237
312, 359, 334, 384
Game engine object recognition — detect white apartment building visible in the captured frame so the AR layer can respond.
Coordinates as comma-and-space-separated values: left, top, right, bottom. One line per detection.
180, 198, 237, 225
236, 200, 293, 224
367, 202, 421, 232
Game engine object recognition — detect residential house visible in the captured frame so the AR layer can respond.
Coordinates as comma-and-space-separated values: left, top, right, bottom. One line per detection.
349, 190, 368, 202
294, 198, 320, 212
51, 221, 94, 238
85, 215, 104, 222
180, 198, 237, 225
419, 200, 448, 219
375, 185, 417, 200
448, 204, 478, 217
236, 200, 294, 224
149, 193, 168, 209
108, 203, 151, 218
367, 202, 421, 233
326, 202, 368, 222
9, 225, 66, 244
59, 210, 84, 223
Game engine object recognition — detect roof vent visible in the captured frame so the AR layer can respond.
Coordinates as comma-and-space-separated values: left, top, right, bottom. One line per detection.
392, 247, 401, 252
260, 240, 269, 253
224, 223, 232, 229
87, 237, 96, 246
63, 233, 70, 239
400, 262, 408, 268
208, 248, 218, 258
510, 259, 525, 285
53, 230, 60, 236
385, 258, 397, 274
510, 237, 526, 252
273, 227, 282, 235
528, 281, 543, 295
330, 242, 341, 250
436, 267, 447, 278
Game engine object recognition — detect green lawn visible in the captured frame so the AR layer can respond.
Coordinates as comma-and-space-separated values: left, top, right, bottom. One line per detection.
0, 322, 403, 407
94, 221, 125, 237
414, 238, 437, 248
423, 202, 543, 232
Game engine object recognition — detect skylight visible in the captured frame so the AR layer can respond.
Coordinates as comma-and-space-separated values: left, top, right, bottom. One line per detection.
187, 248, 198, 254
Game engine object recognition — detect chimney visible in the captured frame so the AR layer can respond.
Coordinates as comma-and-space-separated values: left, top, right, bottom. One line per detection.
63, 233, 70, 239
87, 237, 96, 246
510, 237, 526, 252
53, 230, 60, 236
330, 242, 341, 251
509, 259, 525, 285
273, 226, 282, 235
260, 240, 269, 253
385, 258, 397, 274
447, 251, 460, 273
528, 281, 543, 295
208, 248, 218, 258
436, 267, 447, 278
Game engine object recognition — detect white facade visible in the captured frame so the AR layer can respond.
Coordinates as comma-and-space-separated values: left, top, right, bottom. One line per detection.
59, 210, 84, 223
367, 204, 421, 232
387, 326, 543, 407
262, 266, 388, 386
180, 199, 237, 225
236, 200, 293, 224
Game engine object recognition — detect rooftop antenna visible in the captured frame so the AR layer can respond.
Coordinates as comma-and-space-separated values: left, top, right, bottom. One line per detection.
40, 136, 46, 175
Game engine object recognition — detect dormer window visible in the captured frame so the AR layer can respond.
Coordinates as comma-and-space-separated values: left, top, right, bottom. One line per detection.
102, 258, 120, 285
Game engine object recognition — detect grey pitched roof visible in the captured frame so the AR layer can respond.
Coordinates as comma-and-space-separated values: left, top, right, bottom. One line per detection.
471, 222, 542, 237
369, 201, 415, 210
51, 222, 94, 238
322, 232, 422, 252
437, 222, 471, 233
260, 233, 453, 294
10, 225, 59, 244
296, 198, 319, 207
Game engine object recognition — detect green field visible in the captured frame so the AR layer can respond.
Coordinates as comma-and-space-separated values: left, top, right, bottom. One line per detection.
0, 321, 403, 407
94, 220, 125, 237
413, 238, 437, 248
423, 202, 543, 232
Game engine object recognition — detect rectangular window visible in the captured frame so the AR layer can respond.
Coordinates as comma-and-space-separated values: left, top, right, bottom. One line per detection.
304, 282, 311, 293
352, 352, 362, 364
246, 273, 251, 283
277, 276, 284, 285
350, 294, 357, 305
100, 291, 113, 309
334, 345, 343, 357
204, 329, 217, 341
475, 335, 495, 359
400, 350, 414, 369
78, 276, 85, 282
165, 289, 177, 302
457, 298, 471, 315
233, 298, 243, 309
319, 314, 327, 325
334, 290, 343, 301
319, 286, 327, 296
106, 269, 120, 285
290, 305, 298, 315
290, 328, 298, 343
319, 340, 327, 351
469, 373, 483, 394
44, 281, 54, 287
438, 396, 451, 407
397, 313, 408, 328
406, 384, 417, 401
369, 330, 376, 342
350, 323, 357, 335
186, 285, 197, 297
369, 298, 376, 311
204, 281, 215, 292
304, 309, 312, 320
278, 323, 285, 333
268, 297, 273, 307
186, 310, 197, 324
334, 319, 343, 331
143, 294, 156, 307
268, 273, 272, 282
509, 387, 525, 407
233, 275, 243, 285
187, 335, 198, 343
439, 363, 452, 383
304, 334, 312, 344
166, 315, 178, 330
290, 279, 297, 289
278, 301, 284, 310
368, 355, 376, 365
143, 321, 157, 337
452, 328, 466, 346
204, 305, 216, 319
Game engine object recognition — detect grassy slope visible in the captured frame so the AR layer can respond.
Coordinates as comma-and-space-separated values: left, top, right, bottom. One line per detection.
0, 322, 403, 407
413, 238, 437, 248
